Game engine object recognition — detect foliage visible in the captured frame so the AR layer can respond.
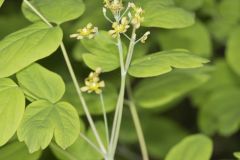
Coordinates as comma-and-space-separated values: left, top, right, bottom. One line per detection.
0, 0, 240, 160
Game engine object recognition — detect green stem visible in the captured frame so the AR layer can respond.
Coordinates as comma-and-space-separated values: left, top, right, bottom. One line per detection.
100, 93, 110, 146
108, 27, 137, 159
108, 36, 126, 158
126, 80, 149, 160
60, 43, 107, 154
23, 0, 106, 155
80, 132, 104, 156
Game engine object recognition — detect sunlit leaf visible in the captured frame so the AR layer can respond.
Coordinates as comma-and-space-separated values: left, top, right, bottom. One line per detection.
234, 152, 240, 159
166, 134, 213, 160
0, 22, 62, 78
17, 63, 65, 103
17, 100, 80, 153
0, 78, 25, 146
128, 49, 209, 78
22, 0, 85, 24
0, 0, 4, 7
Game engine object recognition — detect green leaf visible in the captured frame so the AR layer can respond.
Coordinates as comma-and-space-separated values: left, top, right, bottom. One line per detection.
63, 82, 118, 115
120, 114, 188, 158
139, 0, 195, 29
166, 134, 213, 160
158, 21, 212, 58
191, 59, 240, 108
81, 31, 126, 72
174, 0, 204, 10
134, 70, 209, 109
0, 0, 4, 7
234, 152, 240, 159
198, 88, 240, 136
50, 122, 107, 160
0, 22, 62, 78
22, 0, 85, 24
17, 63, 65, 103
0, 78, 25, 146
128, 49, 209, 78
226, 27, 240, 76
0, 140, 41, 160
17, 100, 80, 153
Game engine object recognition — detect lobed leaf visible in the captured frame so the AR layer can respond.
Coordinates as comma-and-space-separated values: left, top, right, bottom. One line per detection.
22, 0, 85, 24
0, 22, 62, 78
165, 134, 213, 160
17, 100, 80, 153
0, 78, 25, 146
17, 63, 65, 103
128, 49, 209, 78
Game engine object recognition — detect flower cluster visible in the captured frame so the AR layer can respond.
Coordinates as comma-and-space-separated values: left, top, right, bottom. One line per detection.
129, 3, 144, 29
70, 23, 98, 40
104, 0, 124, 13
109, 17, 130, 38
81, 68, 105, 94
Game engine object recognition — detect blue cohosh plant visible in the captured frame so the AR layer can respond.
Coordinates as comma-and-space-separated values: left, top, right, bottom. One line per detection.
0, 0, 217, 160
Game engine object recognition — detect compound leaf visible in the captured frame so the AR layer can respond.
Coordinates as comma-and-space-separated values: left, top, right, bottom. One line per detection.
17, 100, 80, 153
0, 22, 62, 78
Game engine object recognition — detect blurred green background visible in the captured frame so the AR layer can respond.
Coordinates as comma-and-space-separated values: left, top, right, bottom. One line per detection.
1, 0, 240, 160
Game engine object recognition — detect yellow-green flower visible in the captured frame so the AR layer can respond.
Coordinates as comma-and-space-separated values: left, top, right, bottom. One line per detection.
104, 0, 124, 13
70, 23, 98, 40
109, 17, 130, 38
81, 68, 105, 94
129, 3, 144, 29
